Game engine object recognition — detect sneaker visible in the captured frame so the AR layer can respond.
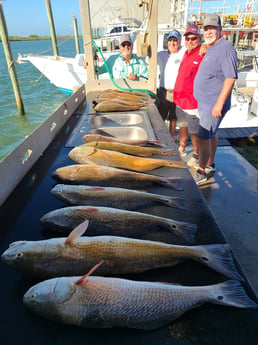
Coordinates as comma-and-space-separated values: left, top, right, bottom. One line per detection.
205, 163, 216, 174
187, 154, 199, 167
193, 170, 207, 185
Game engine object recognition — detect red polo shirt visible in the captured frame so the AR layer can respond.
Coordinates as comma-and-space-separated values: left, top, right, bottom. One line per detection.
174, 46, 204, 109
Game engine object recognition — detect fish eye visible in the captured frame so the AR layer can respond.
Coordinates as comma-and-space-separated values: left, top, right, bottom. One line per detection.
30, 292, 38, 300
16, 252, 23, 258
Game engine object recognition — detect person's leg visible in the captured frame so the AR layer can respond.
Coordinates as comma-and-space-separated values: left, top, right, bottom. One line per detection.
198, 137, 210, 172
178, 127, 188, 154
169, 120, 177, 136
168, 100, 177, 137
193, 125, 211, 185
207, 133, 218, 166
190, 133, 199, 157
185, 112, 199, 166
157, 88, 169, 121
175, 106, 188, 155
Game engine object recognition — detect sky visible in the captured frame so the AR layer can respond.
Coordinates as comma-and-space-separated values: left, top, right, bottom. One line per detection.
1, 0, 82, 36
0, 0, 254, 37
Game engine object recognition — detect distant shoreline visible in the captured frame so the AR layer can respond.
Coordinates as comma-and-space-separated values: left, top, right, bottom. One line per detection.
0, 35, 82, 42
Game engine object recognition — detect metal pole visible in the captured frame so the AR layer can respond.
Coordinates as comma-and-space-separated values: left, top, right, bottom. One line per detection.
45, 0, 59, 59
0, 4, 25, 115
72, 14, 80, 54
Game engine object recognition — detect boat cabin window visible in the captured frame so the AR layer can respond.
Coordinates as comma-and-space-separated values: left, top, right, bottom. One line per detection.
110, 26, 129, 34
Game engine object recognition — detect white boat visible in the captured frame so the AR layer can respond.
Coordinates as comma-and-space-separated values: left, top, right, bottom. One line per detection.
17, 51, 116, 96
17, 17, 143, 96
17, 53, 87, 95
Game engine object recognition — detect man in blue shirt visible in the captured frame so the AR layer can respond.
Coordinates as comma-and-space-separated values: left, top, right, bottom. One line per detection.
193, 14, 238, 185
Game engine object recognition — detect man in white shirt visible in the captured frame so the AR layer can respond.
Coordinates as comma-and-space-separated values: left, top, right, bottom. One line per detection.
157, 30, 186, 136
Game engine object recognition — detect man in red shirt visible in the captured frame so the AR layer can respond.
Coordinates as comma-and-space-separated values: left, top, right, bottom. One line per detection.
174, 24, 204, 166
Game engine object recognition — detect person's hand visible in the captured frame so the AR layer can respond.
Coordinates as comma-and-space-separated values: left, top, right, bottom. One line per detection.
82, 58, 87, 69
212, 102, 223, 117
199, 44, 207, 56
127, 73, 137, 80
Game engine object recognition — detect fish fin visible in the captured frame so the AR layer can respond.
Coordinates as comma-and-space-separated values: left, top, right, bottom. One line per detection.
169, 221, 197, 243
212, 280, 258, 308
75, 261, 104, 286
160, 177, 184, 191
65, 220, 89, 244
159, 196, 187, 210
164, 160, 187, 169
158, 282, 182, 286
197, 244, 243, 280
9, 240, 27, 248
86, 186, 106, 191
146, 140, 164, 147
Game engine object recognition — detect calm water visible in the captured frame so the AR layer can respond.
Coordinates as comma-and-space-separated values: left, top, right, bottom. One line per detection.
0, 38, 84, 161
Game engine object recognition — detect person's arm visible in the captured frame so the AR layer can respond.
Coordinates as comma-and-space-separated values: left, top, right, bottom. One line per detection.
212, 78, 236, 117
138, 58, 149, 79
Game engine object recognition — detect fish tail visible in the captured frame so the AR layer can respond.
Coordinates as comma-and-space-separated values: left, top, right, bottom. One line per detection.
196, 244, 243, 280
146, 140, 164, 147
211, 280, 258, 308
159, 195, 187, 210
169, 221, 197, 243
159, 177, 184, 191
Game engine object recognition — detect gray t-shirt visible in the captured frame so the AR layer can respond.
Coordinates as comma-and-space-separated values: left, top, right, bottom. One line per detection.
193, 38, 238, 130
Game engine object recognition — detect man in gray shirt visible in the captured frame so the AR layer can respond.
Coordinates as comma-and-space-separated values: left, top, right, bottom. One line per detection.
193, 14, 238, 185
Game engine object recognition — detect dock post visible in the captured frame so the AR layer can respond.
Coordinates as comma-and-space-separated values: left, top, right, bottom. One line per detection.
0, 4, 25, 115
72, 14, 80, 54
45, 0, 59, 59
80, 0, 95, 81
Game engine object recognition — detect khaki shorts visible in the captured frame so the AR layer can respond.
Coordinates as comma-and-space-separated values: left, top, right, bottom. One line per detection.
176, 107, 200, 134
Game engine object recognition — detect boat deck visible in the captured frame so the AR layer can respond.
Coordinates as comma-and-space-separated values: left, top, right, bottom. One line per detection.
218, 126, 258, 139
184, 144, 258, 297
0, 95, 257, 344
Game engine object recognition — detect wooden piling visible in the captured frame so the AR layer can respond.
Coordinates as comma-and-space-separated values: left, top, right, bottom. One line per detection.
0, 4, 25, 115
45, 0, 59, 59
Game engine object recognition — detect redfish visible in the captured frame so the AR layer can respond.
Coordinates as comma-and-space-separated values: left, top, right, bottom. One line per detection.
51, 185, 186, 210
40, 206, 197, 243
52, 164, 184, 191
93, 100, 146, 112
97, 89, 152, 101
68, 147, 186, 171
23, 270, 257, 330
82, 141, 175, 156
82, 133, 163, 146
2, 221, 241, 279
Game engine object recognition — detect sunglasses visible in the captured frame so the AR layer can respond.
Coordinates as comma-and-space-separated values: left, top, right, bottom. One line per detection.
121, 42, 132, 47
185, 36, 198, 41
168, 37, 178, 42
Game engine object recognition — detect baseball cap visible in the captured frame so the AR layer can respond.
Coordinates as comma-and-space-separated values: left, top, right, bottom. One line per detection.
119, 34, 132, 45
203, 14, 222, 28
184, 24, 201, 36
167, 30, 181, 41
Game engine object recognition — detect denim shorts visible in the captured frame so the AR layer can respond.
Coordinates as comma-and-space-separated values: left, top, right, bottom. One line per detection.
198, 116, 224, 139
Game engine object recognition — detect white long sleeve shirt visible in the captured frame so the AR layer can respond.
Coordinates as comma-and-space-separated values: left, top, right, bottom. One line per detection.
157, 47, 185, 90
